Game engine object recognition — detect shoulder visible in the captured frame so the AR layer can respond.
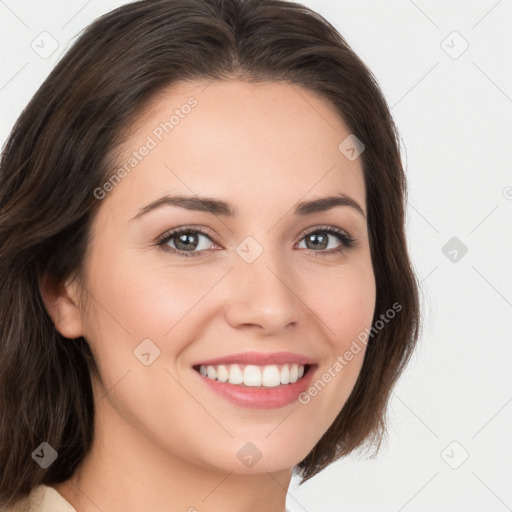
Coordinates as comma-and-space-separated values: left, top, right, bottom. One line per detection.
4, 484, 77, 512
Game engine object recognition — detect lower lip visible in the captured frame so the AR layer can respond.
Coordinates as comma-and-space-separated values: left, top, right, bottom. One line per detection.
193, 365, 317, 409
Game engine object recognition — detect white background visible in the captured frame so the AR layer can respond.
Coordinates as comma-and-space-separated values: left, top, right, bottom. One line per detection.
1, 1, 511, 511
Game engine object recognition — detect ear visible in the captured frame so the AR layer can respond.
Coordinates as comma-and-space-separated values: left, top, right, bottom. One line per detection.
39, 273, 85, 339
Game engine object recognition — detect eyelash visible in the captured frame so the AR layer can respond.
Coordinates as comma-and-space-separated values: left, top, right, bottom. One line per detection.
155, 225, 356, 258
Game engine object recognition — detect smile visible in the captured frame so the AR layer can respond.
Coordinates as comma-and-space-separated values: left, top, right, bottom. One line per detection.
193, 363, 309, 387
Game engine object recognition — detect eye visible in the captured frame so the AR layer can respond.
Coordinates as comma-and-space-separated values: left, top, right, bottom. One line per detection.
156, 227, 217, 258
296, 226, 355, 255
156, 225, 356, 258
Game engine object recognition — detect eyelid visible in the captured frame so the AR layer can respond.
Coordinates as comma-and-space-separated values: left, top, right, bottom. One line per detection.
155, 224, 218, 245
300, 224, 351, 238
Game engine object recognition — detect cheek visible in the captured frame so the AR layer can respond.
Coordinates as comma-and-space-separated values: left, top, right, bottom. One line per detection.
300, 259, 376, 417
86, 247, 213, 340
310, 260, 376, 349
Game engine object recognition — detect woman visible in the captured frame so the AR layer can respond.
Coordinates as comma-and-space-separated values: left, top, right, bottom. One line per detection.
0, 0, 420, 510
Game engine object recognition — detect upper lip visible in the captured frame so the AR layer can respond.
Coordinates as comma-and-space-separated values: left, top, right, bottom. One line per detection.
192, 351, 316, 367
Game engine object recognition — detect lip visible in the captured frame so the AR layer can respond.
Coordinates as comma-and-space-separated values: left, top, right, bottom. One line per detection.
191, 351, 316, 367
192, 362, 318, 409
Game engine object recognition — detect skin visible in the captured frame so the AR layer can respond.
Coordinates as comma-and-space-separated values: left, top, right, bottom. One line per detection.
42, 79, 376, 512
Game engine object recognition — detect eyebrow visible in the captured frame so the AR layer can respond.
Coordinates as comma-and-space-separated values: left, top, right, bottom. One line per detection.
131, 192, 366, 221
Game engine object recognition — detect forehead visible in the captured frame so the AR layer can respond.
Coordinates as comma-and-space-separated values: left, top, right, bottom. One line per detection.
104, 79, 366, 218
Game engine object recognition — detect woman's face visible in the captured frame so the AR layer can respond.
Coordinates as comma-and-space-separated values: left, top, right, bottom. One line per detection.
73, 79, 376, 474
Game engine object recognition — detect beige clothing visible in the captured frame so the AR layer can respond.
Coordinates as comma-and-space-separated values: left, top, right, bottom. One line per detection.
5, 484, 76, 512
5, 484, 296, 511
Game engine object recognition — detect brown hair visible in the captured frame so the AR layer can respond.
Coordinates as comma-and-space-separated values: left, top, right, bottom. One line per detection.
0, 0, 420, 506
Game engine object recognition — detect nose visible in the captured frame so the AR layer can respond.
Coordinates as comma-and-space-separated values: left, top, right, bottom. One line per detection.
223, 247, 301, 335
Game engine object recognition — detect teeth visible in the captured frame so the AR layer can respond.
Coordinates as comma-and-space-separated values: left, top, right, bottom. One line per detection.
281, 364, 290, 384
207, 366, 217, 380
244, 365, 261, 386
262, 365, 281, 387
198, 363, 306, 387
216, 364, 229, 382
290, 364, 299, 383
228, 364, 243, 385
